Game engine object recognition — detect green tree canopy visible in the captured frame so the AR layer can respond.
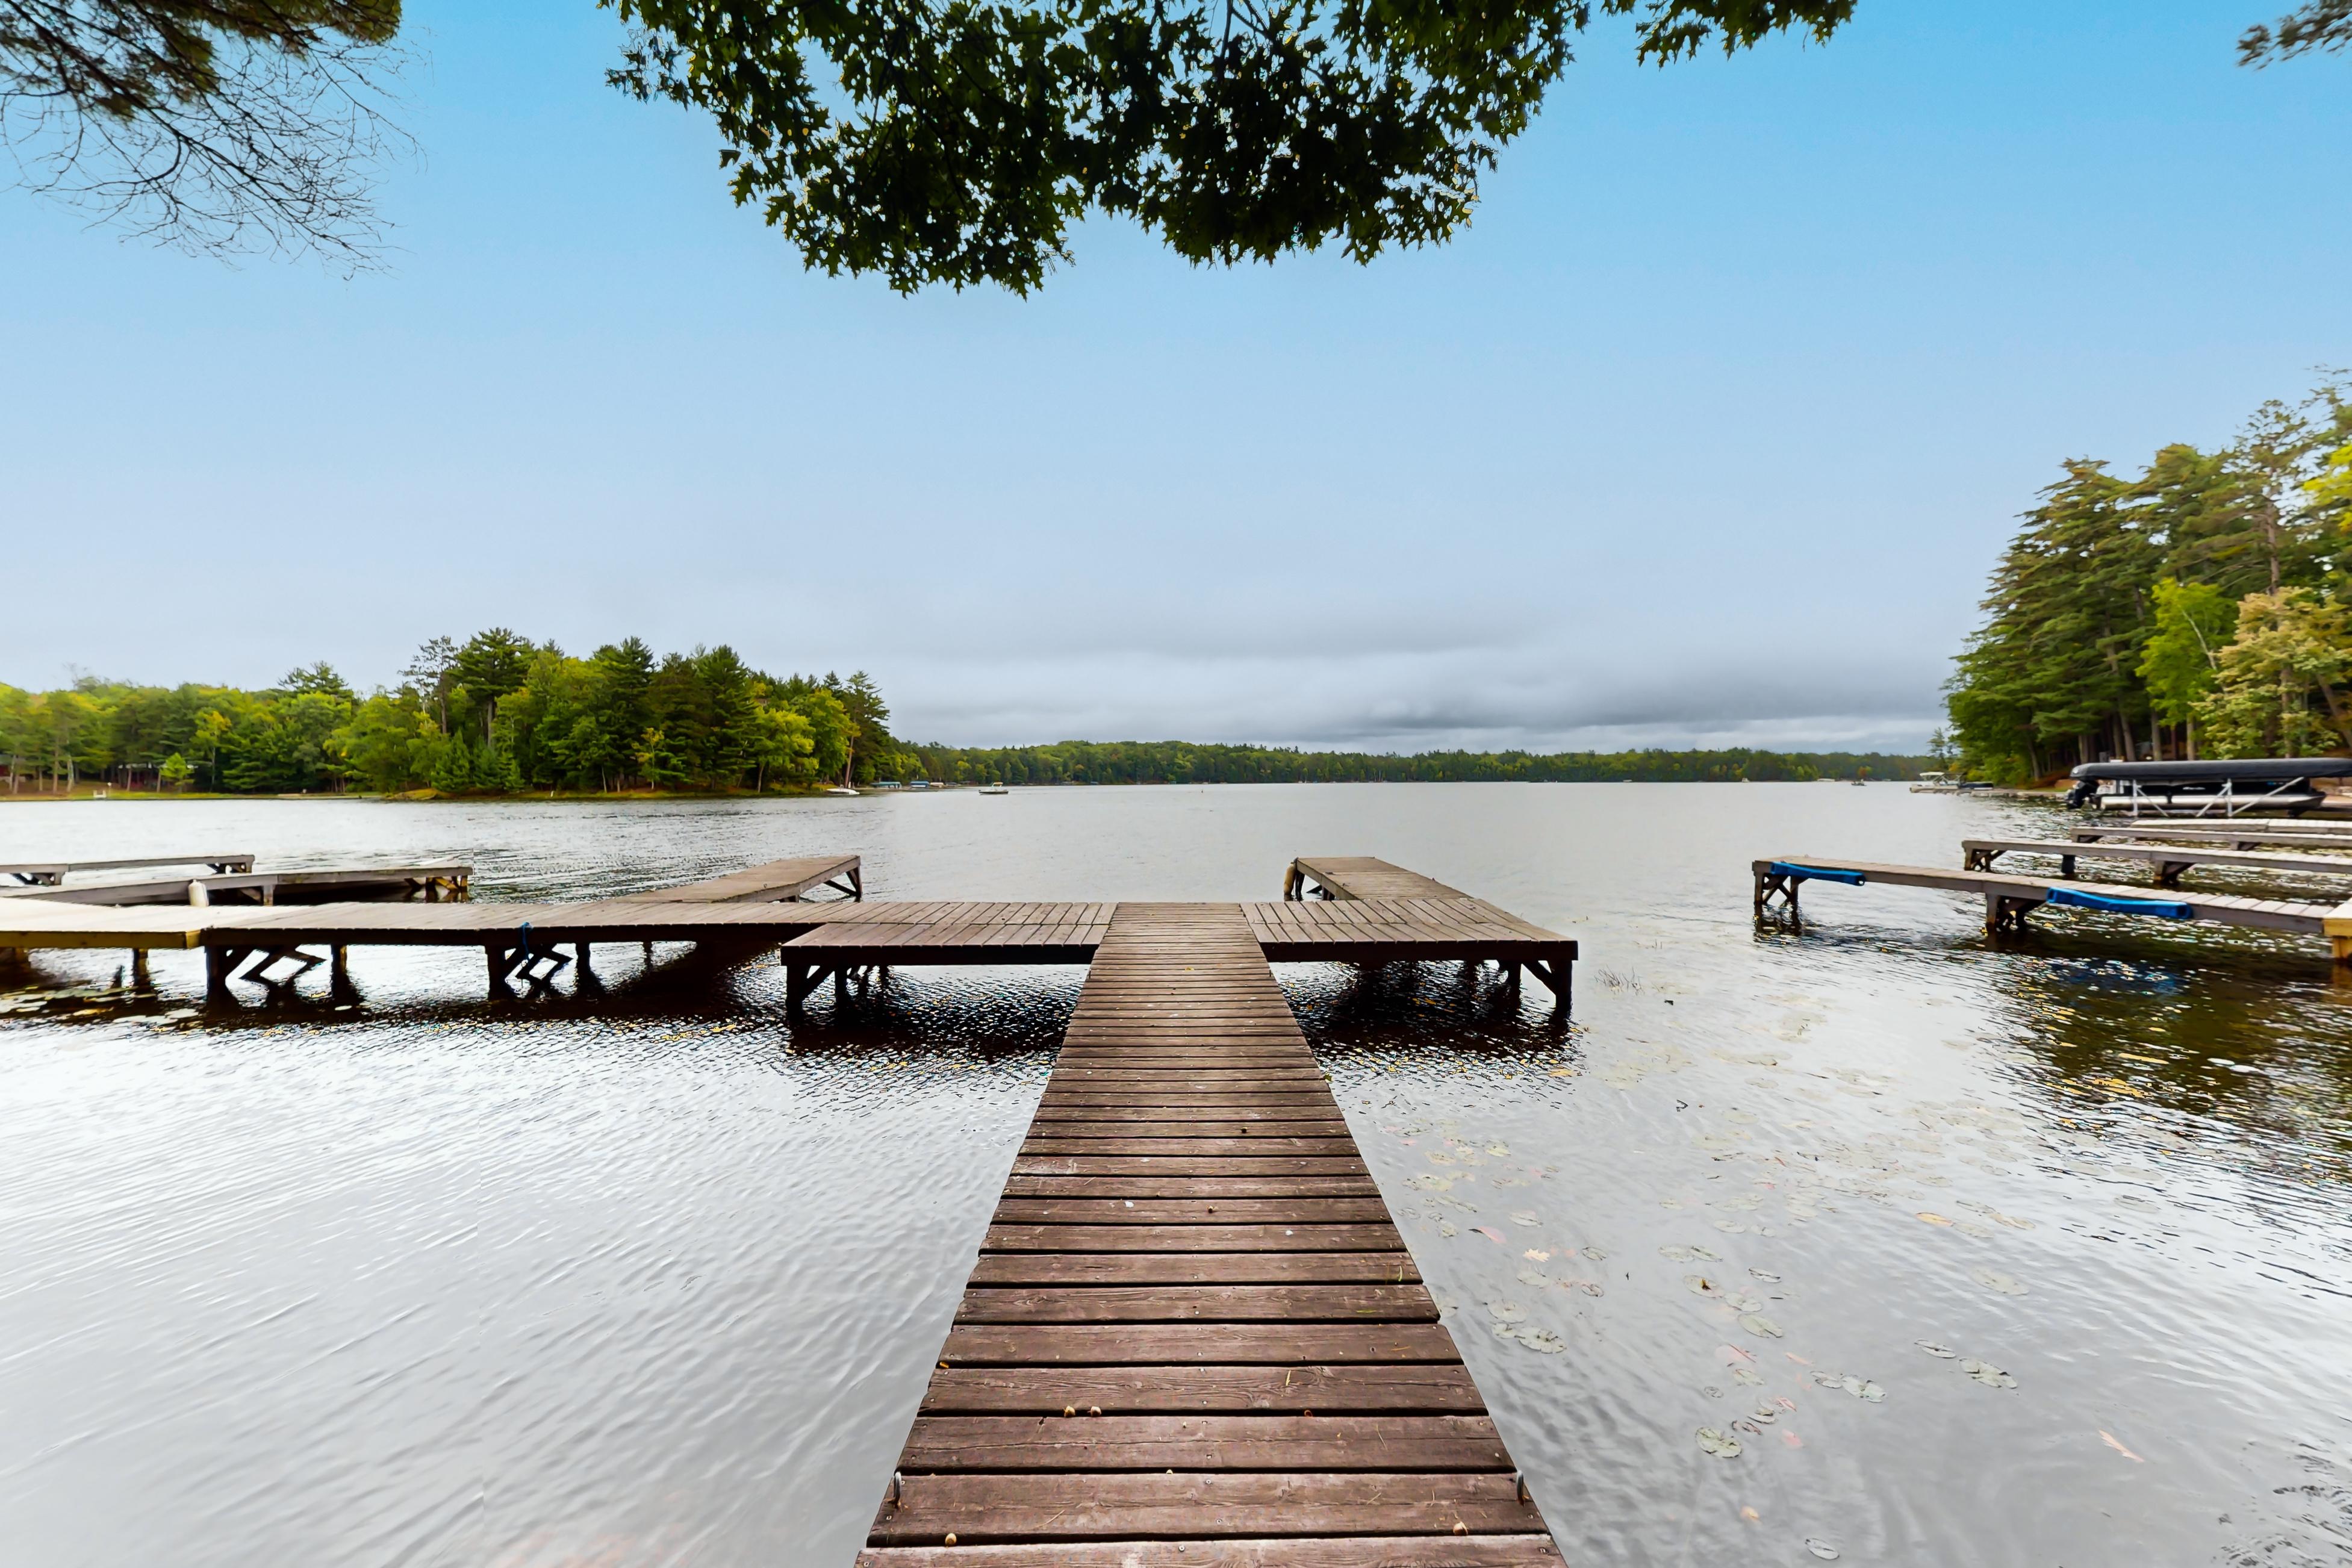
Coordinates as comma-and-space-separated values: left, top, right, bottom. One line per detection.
602, 0, 1858, 292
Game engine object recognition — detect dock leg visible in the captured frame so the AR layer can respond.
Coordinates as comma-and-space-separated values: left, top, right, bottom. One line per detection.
2158, 860, 2189, 888
2059, 854, 2076, 879
205, 946, 240, 1000
2334, 936, 2352, 966
128, 950, 151, 987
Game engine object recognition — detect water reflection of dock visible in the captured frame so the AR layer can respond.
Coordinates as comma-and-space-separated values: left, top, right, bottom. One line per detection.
0, 850, 1575, 1557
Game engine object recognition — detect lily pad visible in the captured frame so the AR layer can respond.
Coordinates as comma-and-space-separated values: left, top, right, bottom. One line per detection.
1486, 1301, 1528, 1324
1970, 1268, 2029, 1296
1695, 1426, 1742, 1458
1915, 1340, 1956, 1358
1509, 1210, 1541, 1227
1961, 1358, 2017, 1388
1806, 1540, 1841, 1560
1683, 1274, 1719, 1296
1737, 1313, 1784, 1339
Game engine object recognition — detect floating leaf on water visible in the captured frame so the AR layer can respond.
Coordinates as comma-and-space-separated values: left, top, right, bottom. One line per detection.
1970, 1268, 2029, 1296
1806, 1539, 1841, 1560
1517, 1328, 1566, 1354
1917, 1212, 1953, 1226
1509, 1210, 1541, 1227
1749, 1269, 1781, 1282
1684, 1275, 1719, 1296
1582, 1246, 1609, 1262
1696, 1426, 1743, 1458
1961, 1359, 2017, 1389
1407, 1174, 1454, 1192
1915, 1340, 1956, 1358
1732, 1419, 1762, 1437
1487, 1143, 1510, 1156
1470, 1227, 1507, 1244
1740, 1506, 1761, 1522
1523, 1248, 1551, 1262
1732, 1366, 1765, 1386
1749, 1404, 1777, 1424
1738, 1313, 1784, 1339
2100, 1430, 2144, 1463
1439, 1222, 1457, 1238
1516, 1269, 1550, 1286
1487, 1301, 1528, 1324
1714, 1221, 1747, 1234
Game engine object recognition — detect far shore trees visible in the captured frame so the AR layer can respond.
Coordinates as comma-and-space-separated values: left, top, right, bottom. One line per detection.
1947, 380, 2352, 778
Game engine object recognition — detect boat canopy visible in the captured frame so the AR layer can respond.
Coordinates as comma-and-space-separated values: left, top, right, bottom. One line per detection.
2070, 759, 2351, 783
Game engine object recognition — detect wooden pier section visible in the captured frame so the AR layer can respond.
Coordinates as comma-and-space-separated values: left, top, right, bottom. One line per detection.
1284, 857, 1470, 903
11, 864, 469, 906
860, 903, 1558, 1564
1964, 837, 2352, 886
2, 853, 253, 887
2071, 822, 2352, 853
1754, 856, 2352, 960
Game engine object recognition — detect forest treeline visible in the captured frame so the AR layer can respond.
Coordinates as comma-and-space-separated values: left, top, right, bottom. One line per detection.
0, 630, 919, 794
907, 742, 1928, 786
1947, 379, 2352, 780
0, 636, 1927, 794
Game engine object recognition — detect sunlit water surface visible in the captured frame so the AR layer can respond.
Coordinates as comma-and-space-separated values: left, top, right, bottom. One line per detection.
2, 786, 2348, 1566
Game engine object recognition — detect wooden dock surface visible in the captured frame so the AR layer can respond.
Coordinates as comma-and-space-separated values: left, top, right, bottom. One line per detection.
860, 903, 1557, 1564
1964, 838, 2352, 885
1, 853, 254, 887
1284, 857, 1470, 903
1755, 856, 2345, 942
11, 864, 469, 907
612, 854, 861, 903
2071, 823, 2352, 852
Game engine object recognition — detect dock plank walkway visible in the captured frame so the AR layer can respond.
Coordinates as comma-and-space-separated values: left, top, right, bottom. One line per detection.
609, 854, 861, 903
1283, 857, 1470, 903
1965, 838, 2352, 885
1, 853, 253, 888
860, 903, 1557, 1563
2071, 823, 2352, 853
1755, 856, 2350, 954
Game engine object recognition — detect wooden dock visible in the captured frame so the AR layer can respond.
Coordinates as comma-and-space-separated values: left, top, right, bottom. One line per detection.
612, 853, 861, 903
2071, 822, 2352, 853
859, 902, 1558, 1564
1, 853, 253, 887
11, 864, 470, 906
1754, 856, 2352, 960
1284, 857, 1470, 902
1964, 838, 2352, 886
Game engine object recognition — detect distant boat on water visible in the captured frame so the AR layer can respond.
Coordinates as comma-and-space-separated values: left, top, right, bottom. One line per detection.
826, 786, 860, 797
980, 786, 1009, 796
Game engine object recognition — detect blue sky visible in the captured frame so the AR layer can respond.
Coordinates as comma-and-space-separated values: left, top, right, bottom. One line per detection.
3, 2, 2345, 753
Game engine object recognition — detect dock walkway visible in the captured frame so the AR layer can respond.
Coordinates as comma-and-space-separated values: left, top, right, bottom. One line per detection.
1284, 857, 1470, 902
1755, 856, 2352, 958
1963, 838, 2352, 886
2, 853, 253, 888
860, 902, 1557, 1564
2072, 823, 2352, 853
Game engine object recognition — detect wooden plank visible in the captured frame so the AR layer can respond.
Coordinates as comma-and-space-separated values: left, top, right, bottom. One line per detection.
859, 1537, 1563, 1567
918, 1363, 1481, 1414
954, 1284, 1437, 1322
869, 1470, 1546, 1544
896, 1414, 1507, 1470
941, 1324, 1458, 1364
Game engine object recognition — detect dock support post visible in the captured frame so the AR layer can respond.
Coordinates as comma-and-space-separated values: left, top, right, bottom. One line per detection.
205, 946, 237, 1000
2059, 854, 2077, 879
129, 950, 151, 987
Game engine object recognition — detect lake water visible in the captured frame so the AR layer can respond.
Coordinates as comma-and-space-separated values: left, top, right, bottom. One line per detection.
2, 785, 2348, 1567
